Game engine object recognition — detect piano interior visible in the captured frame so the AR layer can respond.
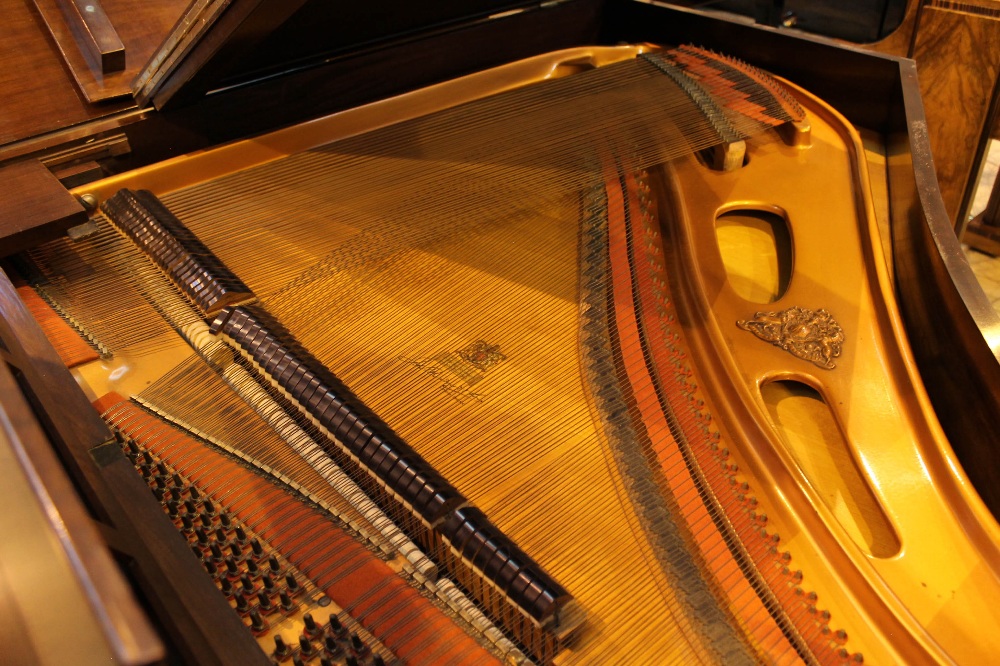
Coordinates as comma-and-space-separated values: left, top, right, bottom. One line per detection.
2, 3, 999, 666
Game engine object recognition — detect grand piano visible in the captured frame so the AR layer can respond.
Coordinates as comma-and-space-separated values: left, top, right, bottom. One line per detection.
2, 1, 999, 664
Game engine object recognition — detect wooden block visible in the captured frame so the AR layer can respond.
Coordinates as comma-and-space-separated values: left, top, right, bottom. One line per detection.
59, 0, 126, 74
0, 159, 87, 257
26, 0, 189, 103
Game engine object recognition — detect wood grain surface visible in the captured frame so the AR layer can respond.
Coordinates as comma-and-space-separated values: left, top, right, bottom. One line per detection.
912, 7, 1000, 223
30, 0, 188, 101
0, 159, 86, 256
0, 0, 186, 149
0, 0, 130, 146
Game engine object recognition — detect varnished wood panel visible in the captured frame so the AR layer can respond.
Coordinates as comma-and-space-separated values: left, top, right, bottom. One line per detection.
31, 0, 189, 101
0, 360, 160, 665
0, 159, 86, 256
0, 0, 133, 146
0, 0, 183, 154
911, 7, 1000, 223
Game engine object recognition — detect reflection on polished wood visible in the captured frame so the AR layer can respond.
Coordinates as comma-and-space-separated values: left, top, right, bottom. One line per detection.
0, 327, 161, 665
29, 0, 188, 101
911, 5, 1000, 225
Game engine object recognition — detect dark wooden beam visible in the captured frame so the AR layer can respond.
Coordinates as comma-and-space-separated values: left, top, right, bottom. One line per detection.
0, 160, 87, 257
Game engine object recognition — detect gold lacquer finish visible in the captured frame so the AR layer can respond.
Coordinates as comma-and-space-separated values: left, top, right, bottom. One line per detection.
43, 46, 1000, 665
657, 82, 1000, 664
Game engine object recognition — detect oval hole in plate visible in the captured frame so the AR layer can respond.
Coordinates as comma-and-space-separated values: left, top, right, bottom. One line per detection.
761, 380, 900, 558
715, 208, 792, 303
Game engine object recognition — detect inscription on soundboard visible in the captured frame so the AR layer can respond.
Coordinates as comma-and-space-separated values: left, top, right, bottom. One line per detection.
398, 339, 506, 404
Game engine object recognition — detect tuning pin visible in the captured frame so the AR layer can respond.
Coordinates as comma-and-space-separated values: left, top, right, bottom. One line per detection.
202, 499, 216, 515
220, 578, 233, 596
189, 486, 201, 500
230, 542, 243, 559
303, 612, 319, 635
152, 487, 166, 501
350, 633, 368, 655
156, 462, 168, 475
250, 538, 263, 557
180, 515, 194, 531
320, 657, 334, 666
190, 545, 203, 561
268, 556, 281, 573
373, 655, 385, 666
203, 559, 217, 576
210, 543, 224, 561
345, 655, 359, 666
250, 608, 266, 632
169, 487, 183, 502
279, 590, 294, 611
219, 513, 232, 528
171, 473, 184, 487
235, 594, 249, 612
246, 558, 259, 575
214, 527, 228, 542
285, 574, 299, 592
328, 614, 347, 638
195, 528, 209, 545
273, 635, 289, 658
257, 591, 272, 611
184, 500, 198, 514
153, 475, 168, 489
299, 635, 314, 655
167, 501, 180, 517
241, 575, 255, 593
225, 558, 239, 576
323, 635, 342, 655
292, 657, 305, 666
262, 574, 275, 591
200, 513, 213, 528
234, 526, 248, 543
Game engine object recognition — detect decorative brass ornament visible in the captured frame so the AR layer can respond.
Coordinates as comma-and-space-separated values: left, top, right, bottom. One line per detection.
737, 307, 844, 369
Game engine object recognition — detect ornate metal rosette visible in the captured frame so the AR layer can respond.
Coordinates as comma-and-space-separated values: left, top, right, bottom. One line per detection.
737, 306, 844, 369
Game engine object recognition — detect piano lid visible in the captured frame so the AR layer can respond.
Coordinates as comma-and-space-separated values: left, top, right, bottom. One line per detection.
130, 0, 551, 109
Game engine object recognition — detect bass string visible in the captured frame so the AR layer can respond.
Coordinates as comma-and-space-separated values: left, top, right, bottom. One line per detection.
25, 224, 184, 355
